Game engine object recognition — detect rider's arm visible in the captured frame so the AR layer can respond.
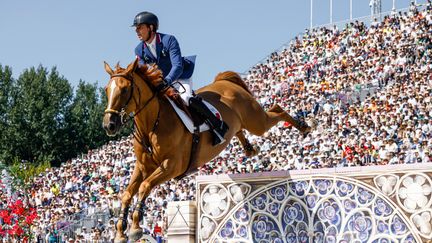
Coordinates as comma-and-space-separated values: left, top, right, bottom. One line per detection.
134, 44, 146, 66
164, 35, 183, 84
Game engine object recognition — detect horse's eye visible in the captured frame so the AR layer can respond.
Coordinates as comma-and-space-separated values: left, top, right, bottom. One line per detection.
121, 88, 128, 94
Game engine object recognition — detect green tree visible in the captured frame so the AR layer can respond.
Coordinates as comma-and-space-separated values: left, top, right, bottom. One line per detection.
0, 63, 132, 167
0, 65, 15, 163
66, 82, 132, 158
5, 65, 72, 165
67, 81, 104, 154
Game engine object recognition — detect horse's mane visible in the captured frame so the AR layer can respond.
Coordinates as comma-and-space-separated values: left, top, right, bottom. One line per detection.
135, 64, 164, 90
213, 71, 252, 95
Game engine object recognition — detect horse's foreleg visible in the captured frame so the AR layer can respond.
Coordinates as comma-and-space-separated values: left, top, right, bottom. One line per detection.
129, 161, 181, 241
115, 165, 143, 243
236, 130, 259, 157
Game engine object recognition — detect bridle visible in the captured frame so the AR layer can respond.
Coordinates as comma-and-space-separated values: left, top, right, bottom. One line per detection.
104, 73, 157, 126
104, 72, 160, 154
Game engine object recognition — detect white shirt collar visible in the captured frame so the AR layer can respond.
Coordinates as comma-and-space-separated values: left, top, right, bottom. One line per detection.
145, 34, 158, 58
145, 34, 157, 48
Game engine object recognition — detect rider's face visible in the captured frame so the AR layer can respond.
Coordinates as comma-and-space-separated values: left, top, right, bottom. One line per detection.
136, 24, 153, 42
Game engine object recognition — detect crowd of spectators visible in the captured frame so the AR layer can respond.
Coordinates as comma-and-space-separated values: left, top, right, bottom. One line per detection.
21, 1, 432, 242
25, 138, 192, 242
201, 1, 431, 174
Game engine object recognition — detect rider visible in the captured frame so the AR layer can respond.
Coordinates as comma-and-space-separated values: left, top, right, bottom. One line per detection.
132, 11, 228, 145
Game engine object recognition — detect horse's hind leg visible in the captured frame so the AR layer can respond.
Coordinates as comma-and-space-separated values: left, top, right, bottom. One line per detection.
236, 130, 259, 157
243, 103, 310, 136
268, 104, 311, 134
115, 165, 143, 243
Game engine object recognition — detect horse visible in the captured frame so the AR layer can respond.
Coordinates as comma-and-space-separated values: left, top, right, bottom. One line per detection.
102, 58, 313, 242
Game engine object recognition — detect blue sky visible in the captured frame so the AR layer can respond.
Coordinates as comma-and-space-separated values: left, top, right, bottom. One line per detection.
0, 0, 423, 89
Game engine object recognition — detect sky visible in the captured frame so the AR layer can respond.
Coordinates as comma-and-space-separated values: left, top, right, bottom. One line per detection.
0, 0, 423, 89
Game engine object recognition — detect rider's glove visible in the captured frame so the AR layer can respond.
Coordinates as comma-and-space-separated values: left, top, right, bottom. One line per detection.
155, 78, 170, 93
165, 86, 180, 99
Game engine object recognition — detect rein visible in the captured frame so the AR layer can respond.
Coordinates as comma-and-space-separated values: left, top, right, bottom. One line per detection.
104, 70, 200, 179
104, 73, 160, 154
104, 74, 136, 123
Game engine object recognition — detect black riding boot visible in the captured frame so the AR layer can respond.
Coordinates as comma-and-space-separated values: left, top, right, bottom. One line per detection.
189, 96, 229, 145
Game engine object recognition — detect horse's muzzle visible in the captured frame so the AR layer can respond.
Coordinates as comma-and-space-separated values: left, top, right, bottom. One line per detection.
103, 113, 121, 136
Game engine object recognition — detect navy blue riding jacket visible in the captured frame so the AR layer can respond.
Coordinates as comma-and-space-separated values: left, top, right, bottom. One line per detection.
134, 33, 195, 84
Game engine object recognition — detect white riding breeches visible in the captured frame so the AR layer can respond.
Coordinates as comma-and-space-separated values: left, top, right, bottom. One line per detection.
173, 78, 193, 104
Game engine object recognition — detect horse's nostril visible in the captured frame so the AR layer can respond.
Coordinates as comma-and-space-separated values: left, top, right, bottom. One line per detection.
108, 122, 116, 131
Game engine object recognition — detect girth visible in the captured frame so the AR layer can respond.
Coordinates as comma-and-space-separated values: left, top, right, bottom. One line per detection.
166, 94, 201, 180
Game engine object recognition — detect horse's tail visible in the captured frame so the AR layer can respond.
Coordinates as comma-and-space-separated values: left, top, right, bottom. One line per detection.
213, 71, 252, 95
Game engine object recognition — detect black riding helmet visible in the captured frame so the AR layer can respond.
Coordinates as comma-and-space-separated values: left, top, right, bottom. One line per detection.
131, 11, 159, 31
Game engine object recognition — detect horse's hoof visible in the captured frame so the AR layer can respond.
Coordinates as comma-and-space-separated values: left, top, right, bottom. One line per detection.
245, 145, 260, 157
306, 117, 318, 129
303, 125, 312, 133
114, 237, 128, 243
245, 150, 253, 157
300, 117, 317, 138
129, 228, 144, 241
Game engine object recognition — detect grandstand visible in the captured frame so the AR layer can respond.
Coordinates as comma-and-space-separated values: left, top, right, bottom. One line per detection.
2, 1, 429, 242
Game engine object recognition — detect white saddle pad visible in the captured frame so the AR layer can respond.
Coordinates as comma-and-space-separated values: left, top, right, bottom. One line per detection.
166, 97, 223, 134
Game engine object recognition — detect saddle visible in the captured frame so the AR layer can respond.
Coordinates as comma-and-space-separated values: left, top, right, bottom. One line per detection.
164, 88, 223, 134
164, 88, 225, 180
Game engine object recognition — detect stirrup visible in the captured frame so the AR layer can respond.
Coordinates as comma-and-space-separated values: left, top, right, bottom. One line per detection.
211, 120, 228, 145
212, 130, 226, 145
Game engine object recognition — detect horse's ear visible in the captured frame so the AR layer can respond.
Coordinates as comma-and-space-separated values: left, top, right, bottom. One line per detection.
126, 58, 139, 74
104, 62, 114, 76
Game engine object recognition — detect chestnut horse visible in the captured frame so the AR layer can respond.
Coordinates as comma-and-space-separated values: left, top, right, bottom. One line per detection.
102, 59, 312, 242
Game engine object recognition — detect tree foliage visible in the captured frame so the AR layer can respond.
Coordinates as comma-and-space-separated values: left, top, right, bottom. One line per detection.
0, 64, 131, 166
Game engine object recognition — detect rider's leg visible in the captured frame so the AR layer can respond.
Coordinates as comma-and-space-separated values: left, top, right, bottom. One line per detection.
174, 78, 228, 146
188, 96, 229, 145
174, 78, 193, 103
